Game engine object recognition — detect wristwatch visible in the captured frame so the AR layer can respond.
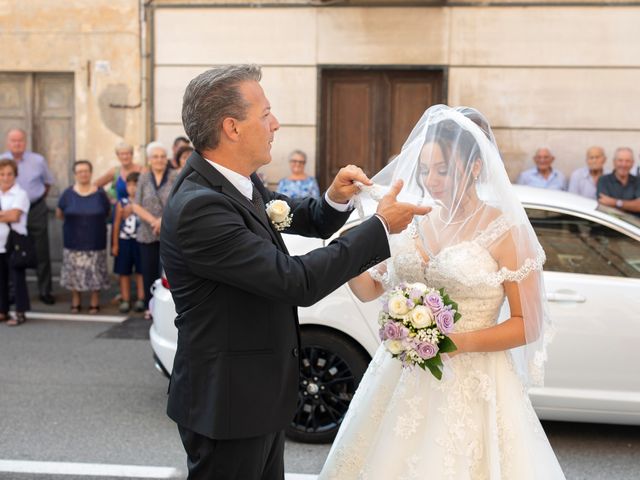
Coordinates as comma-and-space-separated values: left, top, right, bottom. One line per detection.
615, 199, 623, 208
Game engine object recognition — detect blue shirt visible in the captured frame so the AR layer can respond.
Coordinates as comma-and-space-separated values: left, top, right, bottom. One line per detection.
58, 187, 111, 250
517, 168, 566, 191
117, 198, 139, 240
568, 166, 606, 199
0, 150, 55, 203
277, 177, 320, 200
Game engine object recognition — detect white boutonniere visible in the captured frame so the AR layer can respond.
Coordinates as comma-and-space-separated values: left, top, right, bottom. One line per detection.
265, 200, 293, 231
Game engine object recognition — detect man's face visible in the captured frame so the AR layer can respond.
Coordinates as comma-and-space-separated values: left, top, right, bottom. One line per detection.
585, 147, 606, 171
6, 130, 26, 158
613, 150, 634, 177
533, 149, 554, 171
235, 81, 280, 171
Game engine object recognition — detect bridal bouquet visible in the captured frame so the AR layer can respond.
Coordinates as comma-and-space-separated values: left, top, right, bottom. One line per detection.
378, 282, 460, 380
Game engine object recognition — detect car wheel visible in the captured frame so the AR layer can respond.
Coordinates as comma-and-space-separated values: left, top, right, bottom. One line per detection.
286, 327, 370, 444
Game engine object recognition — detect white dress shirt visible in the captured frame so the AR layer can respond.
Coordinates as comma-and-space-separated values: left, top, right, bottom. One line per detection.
0, 183, 30, 254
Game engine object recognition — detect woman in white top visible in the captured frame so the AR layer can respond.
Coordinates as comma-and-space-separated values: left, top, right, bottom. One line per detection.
0, 159, 31, 326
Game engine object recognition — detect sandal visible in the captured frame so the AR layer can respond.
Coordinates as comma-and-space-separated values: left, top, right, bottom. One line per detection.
7, 312, 26, 326
71, 304, 81, 314
89, 305, 100, 315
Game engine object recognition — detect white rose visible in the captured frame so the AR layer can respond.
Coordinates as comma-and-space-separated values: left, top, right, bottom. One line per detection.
266, 200, 290, 223
388, 294, 410, 318
408, 282, 428, 295
410, 305, 434, 329
385, 339, 406, 355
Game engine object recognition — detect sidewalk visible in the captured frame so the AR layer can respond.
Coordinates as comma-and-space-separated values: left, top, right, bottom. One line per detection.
24, 274, 144, 321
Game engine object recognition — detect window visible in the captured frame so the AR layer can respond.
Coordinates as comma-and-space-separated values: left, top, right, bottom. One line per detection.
526, 208, 640, 278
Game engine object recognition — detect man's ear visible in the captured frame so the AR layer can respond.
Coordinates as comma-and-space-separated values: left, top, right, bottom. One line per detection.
221, 118, 240, 142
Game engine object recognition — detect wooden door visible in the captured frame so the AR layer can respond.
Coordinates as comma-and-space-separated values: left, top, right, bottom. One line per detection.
0, 72, 74, 265
319, 69, 444, 190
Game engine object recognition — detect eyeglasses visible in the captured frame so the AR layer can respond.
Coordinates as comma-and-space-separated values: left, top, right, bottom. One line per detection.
290, 160, 306, 164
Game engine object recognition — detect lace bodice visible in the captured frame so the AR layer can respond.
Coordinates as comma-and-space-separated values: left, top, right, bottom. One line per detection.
372, 217, 512, 333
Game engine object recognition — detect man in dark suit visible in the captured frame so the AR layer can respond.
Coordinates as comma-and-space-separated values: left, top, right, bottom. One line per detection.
160, 65, 429, 480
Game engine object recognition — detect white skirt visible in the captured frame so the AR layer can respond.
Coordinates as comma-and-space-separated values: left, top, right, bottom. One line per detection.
318, 345, 566, 480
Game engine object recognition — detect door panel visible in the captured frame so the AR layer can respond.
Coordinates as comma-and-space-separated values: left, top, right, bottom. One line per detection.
319, 69, 444, 191
0, 73, 32, 144
34, 73, 74, 198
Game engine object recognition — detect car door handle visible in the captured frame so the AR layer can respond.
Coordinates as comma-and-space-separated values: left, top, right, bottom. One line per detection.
546, 290, 586, 303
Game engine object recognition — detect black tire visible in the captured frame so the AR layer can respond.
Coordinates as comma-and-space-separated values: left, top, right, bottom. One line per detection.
286, 327, 370, 444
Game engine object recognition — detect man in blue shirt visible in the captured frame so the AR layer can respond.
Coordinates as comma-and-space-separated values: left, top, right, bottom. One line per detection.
597, 147, 640, 217
2, 128, 56, 304
568, 146, 607, 199
517, 147, 566, 190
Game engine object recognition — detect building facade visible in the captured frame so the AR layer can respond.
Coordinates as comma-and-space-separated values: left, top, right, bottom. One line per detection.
0, 0, 143, 261
149, 0, 640, 188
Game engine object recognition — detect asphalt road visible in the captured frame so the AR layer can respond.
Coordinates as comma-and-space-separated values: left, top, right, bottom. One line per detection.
1, 317, 639, 479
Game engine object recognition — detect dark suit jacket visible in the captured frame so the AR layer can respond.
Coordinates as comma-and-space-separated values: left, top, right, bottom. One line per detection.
160, 152, 390, 440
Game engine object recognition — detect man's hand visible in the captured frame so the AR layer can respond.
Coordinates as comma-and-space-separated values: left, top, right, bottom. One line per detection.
376, 180, 432, 234
327, 165, 372, 205
111, 245, 119, 257
598, 193, 616, 207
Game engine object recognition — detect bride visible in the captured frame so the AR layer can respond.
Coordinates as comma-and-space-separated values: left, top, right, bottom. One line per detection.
318, 105, 566, 479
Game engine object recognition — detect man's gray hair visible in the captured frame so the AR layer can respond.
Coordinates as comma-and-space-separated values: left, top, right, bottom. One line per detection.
613, 147, 634, 159
182, 65, 262, 151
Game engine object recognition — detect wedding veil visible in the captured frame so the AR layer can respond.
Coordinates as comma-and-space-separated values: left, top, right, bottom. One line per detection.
363, 105, 552, 388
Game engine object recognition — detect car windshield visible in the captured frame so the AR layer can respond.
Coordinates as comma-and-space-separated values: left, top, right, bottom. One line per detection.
596, 204, 640, 229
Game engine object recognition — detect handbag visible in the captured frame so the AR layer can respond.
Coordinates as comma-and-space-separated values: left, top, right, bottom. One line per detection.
6, 228, 38, 269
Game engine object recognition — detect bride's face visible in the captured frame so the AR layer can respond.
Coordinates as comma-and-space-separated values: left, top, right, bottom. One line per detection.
419, 142, 468, 207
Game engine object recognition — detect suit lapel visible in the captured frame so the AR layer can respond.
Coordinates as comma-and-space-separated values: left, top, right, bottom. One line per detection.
187, 153, 285, 249
251, 174, 289, 253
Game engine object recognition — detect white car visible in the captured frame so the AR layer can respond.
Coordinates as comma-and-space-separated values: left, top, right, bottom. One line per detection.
150, 186, 640, 443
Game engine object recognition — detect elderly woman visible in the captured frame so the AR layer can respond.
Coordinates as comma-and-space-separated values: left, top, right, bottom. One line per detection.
56, 160, 111, 314
94, 142, 143, 202
0, 159, 31, 326
133, 141, 177, 319
276, 149, 320, 199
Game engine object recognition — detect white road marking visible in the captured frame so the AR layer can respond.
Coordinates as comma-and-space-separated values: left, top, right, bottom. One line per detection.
0, 460, 318, 479
11, 310, 126, 323
0, 460, 180, 478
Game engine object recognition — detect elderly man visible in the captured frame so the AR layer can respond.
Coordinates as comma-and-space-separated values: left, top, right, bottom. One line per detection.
597, 147, 640, 216
568, 146, 607, 199
517, 147, 566, 190
1, 129, 56, 304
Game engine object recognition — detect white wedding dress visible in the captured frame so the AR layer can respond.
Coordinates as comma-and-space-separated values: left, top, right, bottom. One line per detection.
318, 218, 566, 480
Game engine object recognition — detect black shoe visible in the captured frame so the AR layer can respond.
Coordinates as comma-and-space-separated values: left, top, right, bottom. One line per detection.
39, 293, 55, 305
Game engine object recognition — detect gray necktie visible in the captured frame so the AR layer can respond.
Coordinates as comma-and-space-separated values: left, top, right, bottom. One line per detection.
251, 184, 270, 225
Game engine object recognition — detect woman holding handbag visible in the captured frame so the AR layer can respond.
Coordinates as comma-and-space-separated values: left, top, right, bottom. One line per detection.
0, 159, 31, 326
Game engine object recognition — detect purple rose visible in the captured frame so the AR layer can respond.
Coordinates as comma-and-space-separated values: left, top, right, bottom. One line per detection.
436, 309, 455, 334
425, 292, 444, 313
406, 298, 415, 309
381, 321, 407, 340
416, 341, 438, 360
